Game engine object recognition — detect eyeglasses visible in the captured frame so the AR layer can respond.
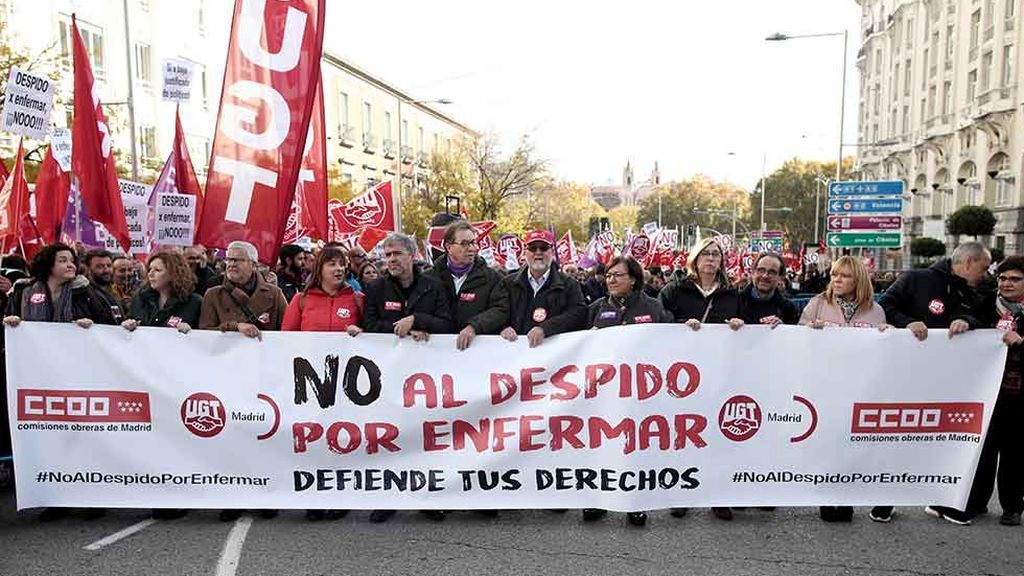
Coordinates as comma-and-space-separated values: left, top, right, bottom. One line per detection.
754, 267, 780, 277
451, 240, 479, 248
224, 257, 248, 265
998, 275, 1024, 283
526, 244, 551, 253
605, 271, 629, 279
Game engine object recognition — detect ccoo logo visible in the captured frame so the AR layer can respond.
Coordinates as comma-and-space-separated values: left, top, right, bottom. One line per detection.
718, 394, 762, 442
181, 392, 226, 438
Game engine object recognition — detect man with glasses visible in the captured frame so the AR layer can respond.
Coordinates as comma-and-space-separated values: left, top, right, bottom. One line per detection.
346, 246, 369, 291
429, 220, 505, 351
492, 230, 586, 348
739, 253, 799, 327
185, 244, 222, 296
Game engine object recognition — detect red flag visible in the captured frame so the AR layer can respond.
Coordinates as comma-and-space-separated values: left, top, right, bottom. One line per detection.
357, 227, 388, 252
556, 231, 577, 266
171, 108, 203, 217
0, 155, 9, 189
297, 78, 327, 239
196, 0, 326, 264
34, 145, 71, 244
0, 139, 31, 244
71, 15, 130, 252
331, 180, 397, 236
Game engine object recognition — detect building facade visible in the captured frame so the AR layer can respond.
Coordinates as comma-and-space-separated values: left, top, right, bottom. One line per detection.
854, 0, 1023, 259
0, 0, 475, 196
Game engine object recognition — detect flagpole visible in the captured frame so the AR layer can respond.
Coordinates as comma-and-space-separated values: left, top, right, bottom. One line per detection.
121, 0, 140, 181
73, 176, 82, 244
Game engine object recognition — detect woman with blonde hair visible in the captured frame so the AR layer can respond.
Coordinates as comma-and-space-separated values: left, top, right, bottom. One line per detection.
800, 255, 889, 524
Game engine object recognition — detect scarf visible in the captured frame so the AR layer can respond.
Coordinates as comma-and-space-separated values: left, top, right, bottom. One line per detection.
836, 295, 858, 324
21, 279, 76, 323
448, 259, 473, 278
997, 296, 1024, 319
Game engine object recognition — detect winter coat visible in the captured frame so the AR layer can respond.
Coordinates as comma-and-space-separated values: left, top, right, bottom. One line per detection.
738, 284, 800, 326
429, 255, 505, 334
199, 274, 288, 331
798, 294, 886, 327
879, 258, 991, 329
994, 300, 1024, 395
7, 276, 120, 325
128, 288, 202, 328
276, 270, 304, 304
582, 278, 608, 305
658, 276, 741, 324
588, 290, 673, 328
491, 265, 587, 336
281, 286, 364, 332
363, 269, 453, 334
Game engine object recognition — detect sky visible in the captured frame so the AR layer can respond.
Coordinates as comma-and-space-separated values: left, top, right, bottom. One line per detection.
324, 0, 864, 192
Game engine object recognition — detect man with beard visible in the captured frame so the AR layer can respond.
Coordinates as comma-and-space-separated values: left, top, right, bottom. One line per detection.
110, 255, 136, 309
276, 244, 305, 302
83, 249, 124, 323
738, 253, 799, 327
185, 244, 222, 296
492, 230, 586, 348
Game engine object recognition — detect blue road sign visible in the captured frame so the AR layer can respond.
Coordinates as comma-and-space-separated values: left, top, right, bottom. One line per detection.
827, 197, 903, 214
828, 180, 905, 197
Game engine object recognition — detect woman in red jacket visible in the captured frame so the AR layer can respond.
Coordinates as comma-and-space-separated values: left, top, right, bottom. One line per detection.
282, 245, 364, 335
282, 245, 363, 522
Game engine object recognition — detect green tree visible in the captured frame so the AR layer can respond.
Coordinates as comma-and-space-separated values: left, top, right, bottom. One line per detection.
607, 204, 639, 234
749, 157, 855, 249
910, 237, 946, 264
636, 176, 751, 242
946, 205, 997, 238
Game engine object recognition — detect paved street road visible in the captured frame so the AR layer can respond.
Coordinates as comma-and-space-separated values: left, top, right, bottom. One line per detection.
1, 484, 1021, 576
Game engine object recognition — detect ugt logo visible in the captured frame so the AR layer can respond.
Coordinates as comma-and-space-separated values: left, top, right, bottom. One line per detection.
181, 392, 226, 438
719, 395, 762, 442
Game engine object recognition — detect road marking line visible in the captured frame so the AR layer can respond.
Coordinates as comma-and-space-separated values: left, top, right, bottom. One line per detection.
214, 515, 254, 576
83, 518, 158, 551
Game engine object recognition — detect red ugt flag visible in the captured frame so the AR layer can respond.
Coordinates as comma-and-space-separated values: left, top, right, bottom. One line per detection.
71, 15, 130, 252
196, 0, 326, 264
330, 180, 397, 236
33, 145, 71, 245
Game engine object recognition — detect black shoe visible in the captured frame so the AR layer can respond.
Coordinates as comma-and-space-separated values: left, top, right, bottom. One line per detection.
758, 507, 776, 511
627, 512, 647, 526
820, 506, 852, 523
326, 509, 349, 520
38, 507, 72, 522
582, 508, 607, 522
305, 509, 326, 522
669, 507, 688, 518
219, 509, 243, 522
1000, 511, 1022, 526
258, 509, 278, 519
548, 508, 568, 513
152, 509, 188, 520
420, 510, 446, 522
925, 506, 972, 525
81, 508, 106, 521
869, 506, 893, 523
712, 507, 733, 521
477, 509, 499, 518
369, 509, 396, 523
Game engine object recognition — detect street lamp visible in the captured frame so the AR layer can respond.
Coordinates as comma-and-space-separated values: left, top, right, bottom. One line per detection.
766, 30, 849, 185
395, 97, 452, 230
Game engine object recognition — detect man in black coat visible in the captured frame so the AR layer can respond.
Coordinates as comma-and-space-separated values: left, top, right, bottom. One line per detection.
429, 220, 505, 350
364, 233, 453, 339
492, 230, 587, 347
739, 253, 799, 327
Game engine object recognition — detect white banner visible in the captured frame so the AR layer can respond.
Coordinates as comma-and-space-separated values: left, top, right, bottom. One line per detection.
5, 324, 1006, 511
153, 193, 196, 246
161, 59, 194, 103
51, 128, 72, 172
2, 66, 55, 139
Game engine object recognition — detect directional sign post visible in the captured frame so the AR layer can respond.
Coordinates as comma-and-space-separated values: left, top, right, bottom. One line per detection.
826, 232, 902, 248
827, 215, 903, 232
828, 180, 905, 197
827, 198, 903, 214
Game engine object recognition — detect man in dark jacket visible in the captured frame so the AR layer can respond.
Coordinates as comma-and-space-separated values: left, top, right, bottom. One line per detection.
492, 230, 587, 347
581, 262, 608, 304
276, 244, 305, 302
83, 248, 125, 323
186, 244, 222, 295
873, 241, 992, 525
429, 220, 505, 350
364, 232, 453, 339
739, 253, 799, 327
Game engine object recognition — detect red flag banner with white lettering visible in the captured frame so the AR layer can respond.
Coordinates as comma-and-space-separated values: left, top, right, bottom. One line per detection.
556, 230, 577, 266
196, 0, 326, 264
330, 180, 397, 237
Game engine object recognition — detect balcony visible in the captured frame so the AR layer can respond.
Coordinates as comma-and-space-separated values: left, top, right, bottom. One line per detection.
1000, 85, 1016, 100
382, 139, 396, 159
337, 124, 354, 148
978, 89, 993, 105
400, 145, 413, 164
362, 132, 376, 154
969, 46, 978, 61
984, 25, 995, 42
417, 151, 429, 167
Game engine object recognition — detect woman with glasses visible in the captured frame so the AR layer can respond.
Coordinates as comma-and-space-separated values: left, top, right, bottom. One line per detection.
583, 255, 672, 527
799, 255, 889, 523
658, 237, 743, 521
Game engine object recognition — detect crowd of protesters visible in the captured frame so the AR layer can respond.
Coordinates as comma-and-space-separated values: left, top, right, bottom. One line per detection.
0, 222, 1020, 530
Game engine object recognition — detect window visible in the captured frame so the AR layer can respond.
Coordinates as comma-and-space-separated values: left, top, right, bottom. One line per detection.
902, 105, 910, 133
1003, 45, 1014, 86
929, 85, 937, 116
134, 43, 151, 85
60, 17, 104, 75
982, 51, 993, 90
971, 10, 982, 48
920, 98, 927, 123
384, 111, 392, 143
906, 18, 914, 47
904, 59, 912, 95
362, 101, 372, 136
139, 126, 157, 159
418, 127, 424, 150
946, 25, 954, 59
875, 49, 882, 75
196, 0, 206, 33
890, 108, 897, 135
923, 49, 929, 88
997, 178, 1014, 205
985, 0, 995, 28
893, 63, 900, 97
943, 81, 952, 114
1008, 0, 1017, 19
196, 65, 208, 107
874, 86, 881, 114
401, 119, 409, 145
968, 69, 979, 99
337, 92, 349, 136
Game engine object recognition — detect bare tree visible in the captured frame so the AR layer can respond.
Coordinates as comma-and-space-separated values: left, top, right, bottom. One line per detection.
464, 135, 548, 221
